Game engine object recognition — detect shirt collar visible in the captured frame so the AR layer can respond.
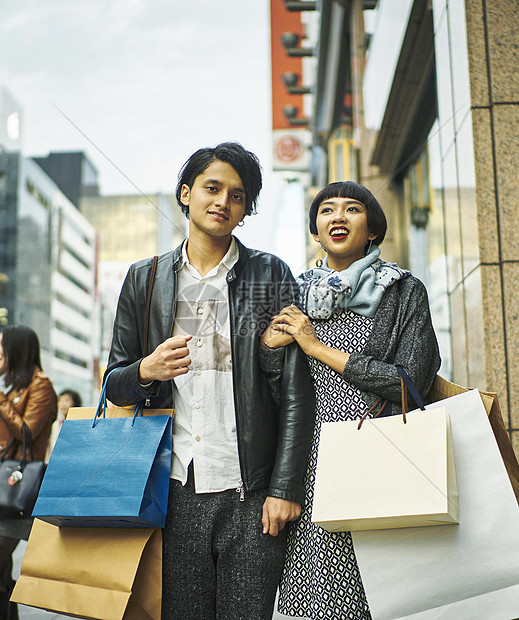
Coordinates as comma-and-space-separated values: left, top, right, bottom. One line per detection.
180, 237, 239, 274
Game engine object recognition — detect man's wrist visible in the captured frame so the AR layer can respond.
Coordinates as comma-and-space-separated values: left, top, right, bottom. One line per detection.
138, 359, 153, 384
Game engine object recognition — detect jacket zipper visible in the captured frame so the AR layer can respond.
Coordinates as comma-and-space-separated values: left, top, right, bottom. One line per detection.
227, 268, 247, 495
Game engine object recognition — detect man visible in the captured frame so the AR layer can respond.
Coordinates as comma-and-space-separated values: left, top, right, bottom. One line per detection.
105, 142, 314, 619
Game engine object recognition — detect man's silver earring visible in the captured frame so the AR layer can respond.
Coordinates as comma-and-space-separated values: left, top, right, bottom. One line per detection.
238, 220, 245, 227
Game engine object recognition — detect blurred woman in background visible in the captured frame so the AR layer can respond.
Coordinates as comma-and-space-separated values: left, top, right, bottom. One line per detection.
46, 388, 82, 461
0, 325, 57, 620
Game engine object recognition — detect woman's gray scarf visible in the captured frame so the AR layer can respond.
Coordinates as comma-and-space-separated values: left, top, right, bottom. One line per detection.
297, 247, 409, 319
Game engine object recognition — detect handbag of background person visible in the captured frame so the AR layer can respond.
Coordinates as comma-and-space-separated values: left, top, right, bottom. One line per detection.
0, 423, 46, 518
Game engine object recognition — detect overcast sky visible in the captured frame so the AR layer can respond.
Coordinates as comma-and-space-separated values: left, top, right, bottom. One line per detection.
0, 0, 281, 251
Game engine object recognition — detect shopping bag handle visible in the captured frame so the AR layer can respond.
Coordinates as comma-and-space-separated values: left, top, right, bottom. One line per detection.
0, 423, 35, 470
92, 368, 143, 428
357, 399, 388, 429
396, 366, 426, 413
0, 436, 17, 462
357, 366, 426, 430
20, 423, 35, 466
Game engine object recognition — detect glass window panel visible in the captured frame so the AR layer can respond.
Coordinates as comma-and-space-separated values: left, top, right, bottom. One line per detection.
442, 146, 462, 291
363, 0, 414, 129
456, 111, 479, 275
432, 0, 447, 33
434, 9, 455, 158
426, 121, 452, 378
448, 0, 472, 132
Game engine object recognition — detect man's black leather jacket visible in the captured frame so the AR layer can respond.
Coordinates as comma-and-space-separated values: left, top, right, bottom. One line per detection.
105, 237, 315, 505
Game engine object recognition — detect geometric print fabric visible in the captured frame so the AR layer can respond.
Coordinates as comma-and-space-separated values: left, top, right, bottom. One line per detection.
278, 309, 373, 619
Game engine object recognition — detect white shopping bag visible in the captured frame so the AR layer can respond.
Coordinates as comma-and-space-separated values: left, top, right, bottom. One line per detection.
351, 390, 519, 620
312, 408, 459, 531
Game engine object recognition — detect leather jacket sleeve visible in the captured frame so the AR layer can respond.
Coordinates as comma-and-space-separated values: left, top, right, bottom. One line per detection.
267, 340, 315, 505
260, 265, 315, 505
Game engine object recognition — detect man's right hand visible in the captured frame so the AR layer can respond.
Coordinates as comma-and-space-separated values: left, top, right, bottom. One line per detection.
138, 335, 192, 383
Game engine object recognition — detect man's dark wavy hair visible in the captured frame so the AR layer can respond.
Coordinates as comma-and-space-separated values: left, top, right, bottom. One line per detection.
309, 181, 387, 246
175, 142, 262, 218
1, 325, 42, 391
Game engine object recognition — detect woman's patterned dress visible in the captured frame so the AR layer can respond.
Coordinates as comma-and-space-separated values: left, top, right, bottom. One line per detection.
277, 309, 373, 619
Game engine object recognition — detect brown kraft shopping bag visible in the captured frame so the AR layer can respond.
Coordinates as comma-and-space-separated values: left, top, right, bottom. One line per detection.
11, 519, 161, 619
11, 404, 169, 619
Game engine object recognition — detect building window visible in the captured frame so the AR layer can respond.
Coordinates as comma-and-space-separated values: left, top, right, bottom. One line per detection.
328, 128, 356, 182
409, 149, 431, 230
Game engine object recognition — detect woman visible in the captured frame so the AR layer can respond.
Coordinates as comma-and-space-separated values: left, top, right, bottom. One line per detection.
0, 325, 57, 619
260, 181, 441, 619
46, 388, 82, 461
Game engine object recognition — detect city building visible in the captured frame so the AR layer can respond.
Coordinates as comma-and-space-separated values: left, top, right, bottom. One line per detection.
271, 0, 519, 454
80, 192, 186, 367
31, 149, 187, 372
32, 151, 100, 208
268, 0, 315, 274
0, 84, 187, 398
0, 88, 99, 400
80, 192, 183, 264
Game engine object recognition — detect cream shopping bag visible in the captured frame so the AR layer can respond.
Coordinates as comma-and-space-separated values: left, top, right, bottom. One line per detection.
429, 373, 519, 502
351, 389, 519, 619
312, 407, 459, 531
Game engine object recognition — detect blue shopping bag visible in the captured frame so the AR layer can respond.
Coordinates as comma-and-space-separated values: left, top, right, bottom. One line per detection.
33, 377, 172, 528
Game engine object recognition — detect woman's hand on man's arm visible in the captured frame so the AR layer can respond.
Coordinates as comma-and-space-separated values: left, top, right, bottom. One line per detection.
270, 305, 350, 373
260, 322, 294, 349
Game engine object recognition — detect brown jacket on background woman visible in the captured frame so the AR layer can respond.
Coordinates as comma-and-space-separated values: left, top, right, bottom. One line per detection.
0, 325, 57, 620
0, 367, 57, 461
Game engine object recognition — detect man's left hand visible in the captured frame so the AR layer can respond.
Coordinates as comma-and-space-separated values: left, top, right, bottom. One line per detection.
262, 497, 301, 537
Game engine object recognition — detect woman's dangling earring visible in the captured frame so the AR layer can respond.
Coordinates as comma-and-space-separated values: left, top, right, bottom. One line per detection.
365, 239, 373, 256
315, 258, 323, 267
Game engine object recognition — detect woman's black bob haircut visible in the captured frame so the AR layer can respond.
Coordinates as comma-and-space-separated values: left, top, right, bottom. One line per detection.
1, 324, 42, 391
175, 142, 262, 218
309, 181, 387, 246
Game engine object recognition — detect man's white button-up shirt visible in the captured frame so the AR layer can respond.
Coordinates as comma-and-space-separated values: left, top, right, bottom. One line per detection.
171, 239, 242, 493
